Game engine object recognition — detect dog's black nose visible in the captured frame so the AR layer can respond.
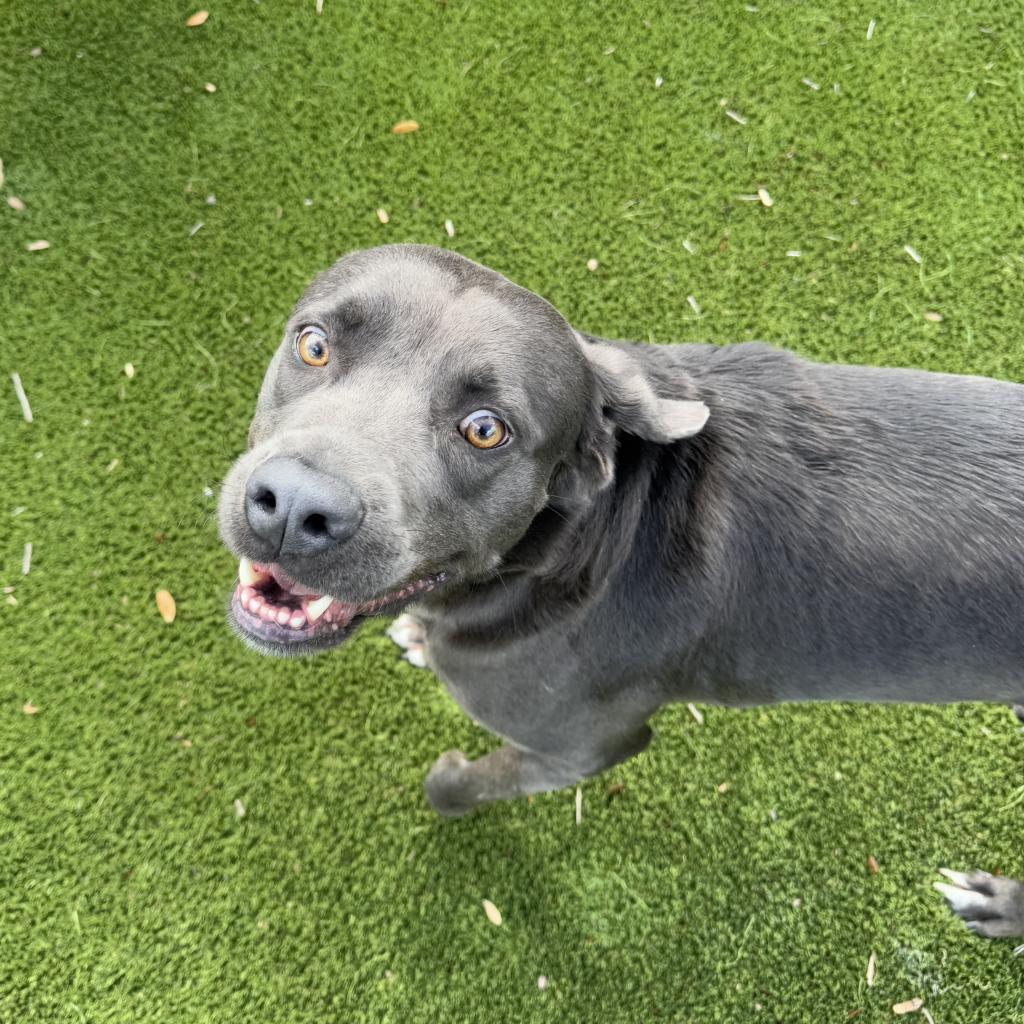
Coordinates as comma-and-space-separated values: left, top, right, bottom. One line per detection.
244, 457, 364, 557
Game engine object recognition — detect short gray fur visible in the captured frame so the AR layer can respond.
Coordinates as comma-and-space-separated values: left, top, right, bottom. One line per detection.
218, 244, 1024, 943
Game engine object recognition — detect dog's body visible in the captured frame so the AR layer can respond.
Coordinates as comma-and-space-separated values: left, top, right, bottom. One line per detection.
218, 244, 1024, 944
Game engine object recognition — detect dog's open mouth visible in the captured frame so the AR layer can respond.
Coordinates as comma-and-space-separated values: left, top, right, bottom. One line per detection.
229, 556, 447, 655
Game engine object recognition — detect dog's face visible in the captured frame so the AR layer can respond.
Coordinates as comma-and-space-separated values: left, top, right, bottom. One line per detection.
218, 245, 708, 656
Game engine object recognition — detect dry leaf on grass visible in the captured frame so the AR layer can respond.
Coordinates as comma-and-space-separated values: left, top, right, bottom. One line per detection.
867, 855, 880, 875
866, 951, 876, 987
26, 240, 49, 252
390, 119, 419, 134
893, 997, 923, 1015
185, 10, 209, 26
376, 208, 390, 224
22, 701, 38, 715
8, 196, 25, 211
482, 899, 502, 925
156, 589, 176, 623
923, 311, 943, 323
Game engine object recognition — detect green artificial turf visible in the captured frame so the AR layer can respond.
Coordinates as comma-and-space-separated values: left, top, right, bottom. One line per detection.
2, 1, 1024, 1020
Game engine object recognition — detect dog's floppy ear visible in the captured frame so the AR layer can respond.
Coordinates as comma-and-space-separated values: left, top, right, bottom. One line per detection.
582, 340, 709, 443
567, 335, 709, 492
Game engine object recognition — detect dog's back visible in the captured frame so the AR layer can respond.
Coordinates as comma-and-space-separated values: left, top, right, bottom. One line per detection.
657, 342, 1024, 704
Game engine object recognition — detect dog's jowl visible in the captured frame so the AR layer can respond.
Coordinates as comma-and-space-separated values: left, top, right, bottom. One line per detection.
218, 244, 1024, 948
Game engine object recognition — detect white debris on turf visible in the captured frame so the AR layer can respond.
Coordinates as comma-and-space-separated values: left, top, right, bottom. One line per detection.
22, 543, 32, 576
903, 244, 922, 264
10, 373, 32, 422
482, 899, 502, 925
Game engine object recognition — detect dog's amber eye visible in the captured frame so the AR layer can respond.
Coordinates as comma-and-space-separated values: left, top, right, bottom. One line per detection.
459, 410, 509, 450
297, 326, 330, 367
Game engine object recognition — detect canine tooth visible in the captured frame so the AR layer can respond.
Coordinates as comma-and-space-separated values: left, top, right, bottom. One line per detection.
239, 556, 270, 587
305, 594, 334, 623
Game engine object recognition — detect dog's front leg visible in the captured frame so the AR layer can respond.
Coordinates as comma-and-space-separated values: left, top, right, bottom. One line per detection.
425, 727, 652, 818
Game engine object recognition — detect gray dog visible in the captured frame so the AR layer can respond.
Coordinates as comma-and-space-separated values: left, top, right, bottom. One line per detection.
218, 244, 1024, 948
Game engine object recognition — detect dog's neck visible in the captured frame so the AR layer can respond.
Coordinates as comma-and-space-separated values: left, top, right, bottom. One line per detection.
425, 433, 698, 645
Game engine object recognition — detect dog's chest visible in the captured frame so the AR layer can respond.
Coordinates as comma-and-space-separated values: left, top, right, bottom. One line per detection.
420, 618, 601, 747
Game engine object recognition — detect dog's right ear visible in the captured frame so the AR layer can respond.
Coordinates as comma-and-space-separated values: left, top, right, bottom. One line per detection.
569, 336, 709, 491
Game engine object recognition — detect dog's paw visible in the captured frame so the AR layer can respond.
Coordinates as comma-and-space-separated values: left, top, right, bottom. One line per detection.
935, 868, 1024, 941
387, 613, 429, 668
387, 612, 425, 649
425, 749, 476, 817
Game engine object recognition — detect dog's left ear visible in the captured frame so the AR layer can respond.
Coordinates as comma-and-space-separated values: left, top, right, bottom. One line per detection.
580, 337, 709, 444
564, 336, 709, 493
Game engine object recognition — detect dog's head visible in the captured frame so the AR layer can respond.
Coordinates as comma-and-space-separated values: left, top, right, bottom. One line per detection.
218, 245, 708, 655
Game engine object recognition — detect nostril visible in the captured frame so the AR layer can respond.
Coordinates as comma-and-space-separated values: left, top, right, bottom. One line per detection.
302, 513, 328, 537
253, 488, 277, 514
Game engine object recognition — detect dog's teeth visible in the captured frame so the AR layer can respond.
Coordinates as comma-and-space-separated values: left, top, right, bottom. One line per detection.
289, 611, 306, 629
239, 556, 270, 587
305, 594, 334, 623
